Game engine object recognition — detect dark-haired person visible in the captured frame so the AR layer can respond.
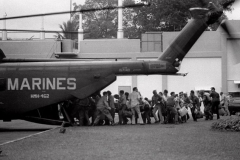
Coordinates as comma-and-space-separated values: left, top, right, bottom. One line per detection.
129, 87, 144, 125
210, 87, 220, 119
202, 92, 213, 120
140, 97, 151, 124
118, 90, 127, 125
125, 92, 129, 101
106, 91, 115, 124
166, 92, 179, 124
93, 91, 114, 126
163, 90, 168, 105
189, 90, 200, 122
152, 90, 164, 124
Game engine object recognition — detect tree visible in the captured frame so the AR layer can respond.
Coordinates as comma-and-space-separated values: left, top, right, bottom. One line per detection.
70, 0, 235, 39
122, 0, 142, 38
130, 0, 234, 36
59, 20, 78, 40
73, 0, 118, 39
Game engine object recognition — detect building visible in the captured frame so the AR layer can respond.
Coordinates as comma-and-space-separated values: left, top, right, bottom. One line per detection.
0, 20, 240, 99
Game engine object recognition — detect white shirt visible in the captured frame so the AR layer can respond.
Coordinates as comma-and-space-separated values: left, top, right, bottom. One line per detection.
129, 91, 141, 107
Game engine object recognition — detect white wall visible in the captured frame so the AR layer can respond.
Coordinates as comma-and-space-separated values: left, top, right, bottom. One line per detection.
103, 75, 163, 99
104, 58, 221, 97
168, 58, 222, 94
103, 76, 132, 95
227, 39, 240, 92
137, 75, 162, 99
0, 40, 61, 58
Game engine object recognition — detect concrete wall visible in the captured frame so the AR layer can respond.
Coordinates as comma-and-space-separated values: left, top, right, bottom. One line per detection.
138, 75, 162, 98
168, 58, 222, 94
0, 40, 61, 58
163, 31, 223, 57
227, 39, 240, 92
104, 76, 132, 96
79, 39, 140, 53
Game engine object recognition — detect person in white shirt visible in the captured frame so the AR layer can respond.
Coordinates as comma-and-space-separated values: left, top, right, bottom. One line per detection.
129, 87, 144, 125
220, 92, 230, 116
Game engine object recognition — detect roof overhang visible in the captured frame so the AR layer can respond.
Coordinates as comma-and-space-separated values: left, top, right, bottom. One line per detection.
234, 81, 240, 84
194, 87, 212, 91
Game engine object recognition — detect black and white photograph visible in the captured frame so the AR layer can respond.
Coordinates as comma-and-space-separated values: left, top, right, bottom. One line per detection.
0, 0, 240, 159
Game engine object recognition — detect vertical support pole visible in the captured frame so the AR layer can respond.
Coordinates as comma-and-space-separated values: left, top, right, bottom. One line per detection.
2, 14, 7, 40
221, 32, 228, 93
40, 16, 45, 40
78, 12, 84, 52
132, 76, 138, 89
70, 0, 72, 22
117, 0, 124, 39
162, 76, 168, 91
132, 57, 138, 88
60, 103, 74, 126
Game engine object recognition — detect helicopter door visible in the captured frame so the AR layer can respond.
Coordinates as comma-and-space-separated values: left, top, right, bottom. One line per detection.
0, 78, 6, 91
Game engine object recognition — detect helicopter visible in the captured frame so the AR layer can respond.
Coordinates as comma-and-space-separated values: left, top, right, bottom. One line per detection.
0, 0, 237, 125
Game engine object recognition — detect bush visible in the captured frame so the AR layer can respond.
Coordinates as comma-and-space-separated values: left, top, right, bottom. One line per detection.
211, 117, 240, 132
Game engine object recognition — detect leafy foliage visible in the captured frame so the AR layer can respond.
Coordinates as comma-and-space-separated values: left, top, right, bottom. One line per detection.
59, 20, 78, 40
73, 0, 118, 39
63, 0, 235, 39
211, 117, 240, 132
129, 0, 234, 37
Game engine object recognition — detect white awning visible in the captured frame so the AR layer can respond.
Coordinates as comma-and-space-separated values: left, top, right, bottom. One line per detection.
194, 87, 212, 91
234, 81, 240, 84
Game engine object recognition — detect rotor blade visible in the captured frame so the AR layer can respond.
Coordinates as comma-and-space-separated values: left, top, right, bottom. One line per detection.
0, 29, 87, 34
220, 20, 232, 37
219, 0, 238, 36
0, 3, 150, 21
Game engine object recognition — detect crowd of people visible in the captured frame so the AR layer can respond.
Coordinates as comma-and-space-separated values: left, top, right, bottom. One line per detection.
63, 87, 231, 126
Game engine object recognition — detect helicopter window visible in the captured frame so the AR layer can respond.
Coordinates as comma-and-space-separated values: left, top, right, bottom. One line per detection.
19, 67, 44, 71
149, 63, 166, 69
70, 66, 91, 72
0, 68, 6, 71
0, 78, 6, 91
45, 66, 68, 71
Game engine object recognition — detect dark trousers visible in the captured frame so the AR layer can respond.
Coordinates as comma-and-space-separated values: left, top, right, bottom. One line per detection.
118, 110, 128, 124
141, 110, 151, 124
105, 108, 115, 125
204, 103, 213, 120
118, 104, 129, 125
190, 106, 197, 121
93, 108, 113, 125
212, 101, 220, 119
166, 106, 178, 123
79, 109, 90, 126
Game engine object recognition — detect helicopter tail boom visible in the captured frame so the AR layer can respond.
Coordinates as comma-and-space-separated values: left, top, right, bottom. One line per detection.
0, 49, 6, 61
158, 8, 209, 68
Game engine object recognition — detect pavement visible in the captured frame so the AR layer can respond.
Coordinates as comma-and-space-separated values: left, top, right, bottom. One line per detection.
0, 116, 240, 160
0, 120, 56, 145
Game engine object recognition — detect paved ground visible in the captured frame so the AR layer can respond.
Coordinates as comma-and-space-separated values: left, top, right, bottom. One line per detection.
0, 116, 240, 160
0, 120, 55, 145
